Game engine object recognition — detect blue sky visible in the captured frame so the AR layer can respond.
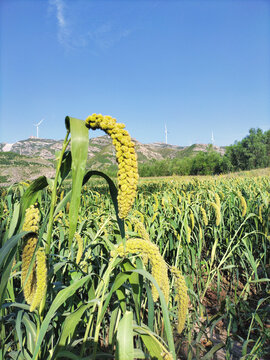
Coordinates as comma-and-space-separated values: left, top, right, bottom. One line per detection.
0, 0, 269, 146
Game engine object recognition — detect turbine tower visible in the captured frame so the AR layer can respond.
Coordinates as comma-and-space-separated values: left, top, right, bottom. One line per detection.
34, 119, 44, 138
211, 131, 215, 145
165, 124, 168, 144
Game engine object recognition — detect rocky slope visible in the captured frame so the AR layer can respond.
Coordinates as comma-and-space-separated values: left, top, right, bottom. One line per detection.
0, 136, 225, 186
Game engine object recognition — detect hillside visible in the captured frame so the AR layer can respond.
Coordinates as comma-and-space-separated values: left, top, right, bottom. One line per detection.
0, 136, 225, 186
0, 151, 55, 186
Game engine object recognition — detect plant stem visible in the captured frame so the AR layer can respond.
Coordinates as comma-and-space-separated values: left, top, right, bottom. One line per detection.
45, 131, 70, 254
81, 258, 117, 357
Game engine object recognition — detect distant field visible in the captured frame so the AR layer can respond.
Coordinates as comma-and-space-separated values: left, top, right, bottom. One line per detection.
1, 162, 269, 359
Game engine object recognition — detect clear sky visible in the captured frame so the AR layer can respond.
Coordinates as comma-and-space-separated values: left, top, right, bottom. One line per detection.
0, 0, 269, 146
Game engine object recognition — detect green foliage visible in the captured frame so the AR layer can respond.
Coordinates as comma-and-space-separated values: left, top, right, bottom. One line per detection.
1, 118, 269, 360
139, 129, 270, 177
225, 128, 270, 171
0, 175, 8, 183
1, 173, 270, 359
0, 151, 49, 167
139, 146, 226, 177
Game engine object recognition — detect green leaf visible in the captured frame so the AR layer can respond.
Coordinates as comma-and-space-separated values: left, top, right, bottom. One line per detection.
254, 313, 264, 328
55, 350, 113, 359
98, 270, 131, 324
57, 303, 94, 348
116, 287, 126, 314
0, 232, 27, 307
131, 269, 176, 359
122, 259, 143, 323
201, 342, 225, 360
133, 324, 170, 360
32, 275, 91, 360
0, 232, 27, 267
82, 170, 125, 239
7, 202, 20, 239
22, 313, 37, 355
144, 284, 154, 331
116, 311, 134, 360
58, 150, 72, 185
16, 176, 48, 232
133, 349, 148, 359
53, 189, 72, 217
140, 334, 164, 360
15, 310, 24, 352
65, 116, 89, 248
108, 306, 120, 345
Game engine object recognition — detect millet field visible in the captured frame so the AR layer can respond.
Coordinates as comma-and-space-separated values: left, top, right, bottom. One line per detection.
0, 115, 269, 360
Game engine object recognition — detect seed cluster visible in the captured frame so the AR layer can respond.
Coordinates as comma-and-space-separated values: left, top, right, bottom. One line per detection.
22, 205, 40, 232
21, 236, 38, 304
111, 238, 169, 303
21, 206, 47, 311
131, 217, 150, 265
29, 248, 47, 312
200, 206, 208, 226
132, 217, 150, 242
237, 191, 247, 217
85, 114, 139, 219
170, 266, 189, 334
210, 202, 221, 226
75, 232, 83, 264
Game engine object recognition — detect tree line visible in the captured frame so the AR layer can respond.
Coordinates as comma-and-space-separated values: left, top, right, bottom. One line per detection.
138, 128, 270, 177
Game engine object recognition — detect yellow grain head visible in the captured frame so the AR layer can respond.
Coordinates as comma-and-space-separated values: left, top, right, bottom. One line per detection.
21, 205, 40, 304
21, 235, 38, 304
214, 193, 221, 209
75, 232, 84, 264
258, 204, 263, 223
85, 114, 139, 219
210, 202, 221, 226
29, 248, 47, 312
186, 226, 191, 243
54, 211, 63, 222
22, 205, 40, 232
237, 191, 247, 217
151, 212, 158, 223
189, 210, 195, 231
132, 217, 150, 242
170, 266, 188, 334
112, 238, 169, 303
161, 197, 165, 208
200, 206, 208, 226
133, 210, 144, 223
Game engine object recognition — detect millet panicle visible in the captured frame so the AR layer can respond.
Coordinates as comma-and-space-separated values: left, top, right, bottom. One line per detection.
85, 114, 138, 219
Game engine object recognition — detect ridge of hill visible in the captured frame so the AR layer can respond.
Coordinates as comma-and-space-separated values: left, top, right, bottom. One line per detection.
0, 136, 225, 186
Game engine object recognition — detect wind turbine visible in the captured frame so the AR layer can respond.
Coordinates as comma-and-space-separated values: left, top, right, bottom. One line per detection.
34, 119, 44, 138
165, 124, 168, 144
211, 130, 215, 145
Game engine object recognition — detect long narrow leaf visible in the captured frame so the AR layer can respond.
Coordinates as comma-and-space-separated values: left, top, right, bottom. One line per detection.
131, 269, 176, 359
32, 275, 91, 360
116, 311, 134, 360
82, 170, 125, 239
65, 116, 89, 248
16, 176, 48, 232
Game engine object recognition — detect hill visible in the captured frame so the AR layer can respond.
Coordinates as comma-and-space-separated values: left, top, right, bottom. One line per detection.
0, 136, 225, 186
